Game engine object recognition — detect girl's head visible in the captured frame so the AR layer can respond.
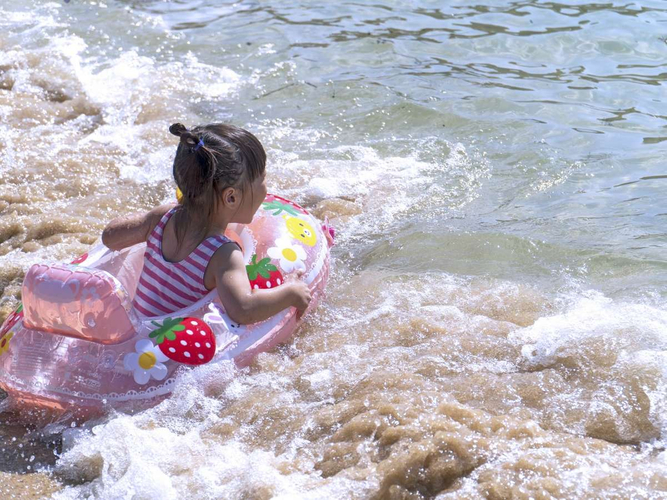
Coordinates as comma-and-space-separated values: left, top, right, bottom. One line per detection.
169, 122, 267, 225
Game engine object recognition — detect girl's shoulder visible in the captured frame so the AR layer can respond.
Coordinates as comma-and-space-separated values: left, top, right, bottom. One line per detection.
102, 203, 178, 251
145, 203, 179, 234
150, 203, 179, 221
206, 228, 242, 264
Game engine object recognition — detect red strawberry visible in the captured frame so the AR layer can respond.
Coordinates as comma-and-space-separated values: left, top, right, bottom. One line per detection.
149, 317, 216, 366
246, 254, 284, 290
71, 252, 88, 265
1, 304, 23, 337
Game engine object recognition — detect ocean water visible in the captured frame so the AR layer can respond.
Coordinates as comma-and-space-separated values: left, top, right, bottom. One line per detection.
0, 0, 666, 498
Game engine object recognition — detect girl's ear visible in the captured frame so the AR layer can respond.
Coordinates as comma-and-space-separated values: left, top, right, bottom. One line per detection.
222, 187, 240, 209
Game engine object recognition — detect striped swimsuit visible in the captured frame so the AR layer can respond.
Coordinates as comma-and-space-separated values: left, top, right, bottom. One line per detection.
133, 207, 234, 318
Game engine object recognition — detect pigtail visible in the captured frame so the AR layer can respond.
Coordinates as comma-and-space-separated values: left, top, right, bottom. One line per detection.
169, 123, 218, 200
169, 122, 187, 137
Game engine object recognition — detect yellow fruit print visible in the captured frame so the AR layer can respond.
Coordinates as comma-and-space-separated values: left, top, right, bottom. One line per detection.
284, 216, 317, 247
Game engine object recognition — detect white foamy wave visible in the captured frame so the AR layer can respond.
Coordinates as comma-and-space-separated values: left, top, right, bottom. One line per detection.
511, 290, 667, 443
0, 2, 63, 32
0, 3, 243, 187
256, 123, 490, 243
69, 47, 241, 183
52, 362, 374, 500
512, 290, 667, 367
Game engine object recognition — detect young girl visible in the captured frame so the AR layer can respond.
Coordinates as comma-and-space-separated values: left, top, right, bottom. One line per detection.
102, 122, 311, 324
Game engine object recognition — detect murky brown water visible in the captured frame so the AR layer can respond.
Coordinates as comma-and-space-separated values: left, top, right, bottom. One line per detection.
1, 0, 667, 498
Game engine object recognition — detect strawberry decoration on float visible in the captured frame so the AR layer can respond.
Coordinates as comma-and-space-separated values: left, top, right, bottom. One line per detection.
246, 254, 284, 290
71, 253, 88, 265
262, 194, 309, 216
148, 317, 216, 365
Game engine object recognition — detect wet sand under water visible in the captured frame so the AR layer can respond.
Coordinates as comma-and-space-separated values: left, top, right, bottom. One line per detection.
3, 273, 666, 498
0, 472, 61, 499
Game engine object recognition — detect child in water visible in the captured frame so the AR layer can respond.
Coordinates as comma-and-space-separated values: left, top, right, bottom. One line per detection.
102, 123, 312, 323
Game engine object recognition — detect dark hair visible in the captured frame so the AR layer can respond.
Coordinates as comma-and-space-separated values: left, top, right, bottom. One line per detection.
168, 122, 266, 243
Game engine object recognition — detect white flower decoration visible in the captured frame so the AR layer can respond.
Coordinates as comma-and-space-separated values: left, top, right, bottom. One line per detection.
267, 236, 307, 273
123, 339, 169, 385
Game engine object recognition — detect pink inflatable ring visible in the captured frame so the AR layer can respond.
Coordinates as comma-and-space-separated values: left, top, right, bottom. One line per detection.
0, 194, 332, 418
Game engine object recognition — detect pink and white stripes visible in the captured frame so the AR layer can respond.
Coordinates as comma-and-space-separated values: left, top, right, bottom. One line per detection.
133, 208, 234, 317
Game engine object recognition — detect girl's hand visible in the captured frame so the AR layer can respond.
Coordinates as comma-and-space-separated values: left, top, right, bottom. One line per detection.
285, 271, 311, 312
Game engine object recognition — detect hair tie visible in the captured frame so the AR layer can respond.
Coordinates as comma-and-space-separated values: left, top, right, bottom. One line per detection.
192, 138, 204, 152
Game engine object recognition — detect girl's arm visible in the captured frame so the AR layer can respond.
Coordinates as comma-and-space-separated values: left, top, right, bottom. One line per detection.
210, 244, 311, 325
102, 204, 175, 251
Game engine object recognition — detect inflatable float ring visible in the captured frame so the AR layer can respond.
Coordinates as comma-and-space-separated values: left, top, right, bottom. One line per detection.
0, 193, 332, 418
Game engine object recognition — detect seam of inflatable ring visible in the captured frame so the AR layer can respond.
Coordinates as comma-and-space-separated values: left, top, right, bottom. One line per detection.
305, 237, 329, 286
2, 370, 178, 403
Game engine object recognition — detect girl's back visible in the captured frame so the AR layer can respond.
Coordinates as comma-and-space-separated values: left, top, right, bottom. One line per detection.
133, 207, 234, 317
